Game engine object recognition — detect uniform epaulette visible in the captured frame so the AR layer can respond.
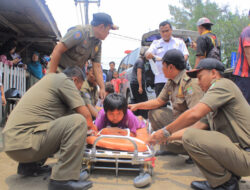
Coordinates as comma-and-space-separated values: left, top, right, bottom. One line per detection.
183, 74, 191, 82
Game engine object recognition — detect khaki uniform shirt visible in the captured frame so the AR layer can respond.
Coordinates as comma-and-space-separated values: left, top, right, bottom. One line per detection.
200, 78, 250, 149
59, 25, 102, 69
3, 73, 85, 151
158, 70, 203, 119
81, 80, 98, 106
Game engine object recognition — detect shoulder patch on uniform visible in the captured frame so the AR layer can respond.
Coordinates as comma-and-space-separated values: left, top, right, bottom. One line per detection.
186, 86, 193, 95
74, 31, 82, 40
95, 46, 99, 52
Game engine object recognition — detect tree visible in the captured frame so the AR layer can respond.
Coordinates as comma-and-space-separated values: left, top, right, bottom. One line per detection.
169, 0, 249, 68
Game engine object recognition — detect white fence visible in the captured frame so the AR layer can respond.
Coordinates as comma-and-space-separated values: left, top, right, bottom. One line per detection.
0, 62, 26, 96
0, 62, 26, 126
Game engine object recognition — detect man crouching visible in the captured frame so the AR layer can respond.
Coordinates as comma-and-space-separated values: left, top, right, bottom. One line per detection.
148, 58, 250, 190
2, 66, 95, 190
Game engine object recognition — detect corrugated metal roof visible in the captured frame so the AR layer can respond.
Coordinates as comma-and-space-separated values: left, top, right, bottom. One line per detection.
0, 0, 61, 54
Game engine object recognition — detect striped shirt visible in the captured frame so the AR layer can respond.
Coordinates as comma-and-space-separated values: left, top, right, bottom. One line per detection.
233, 26, 250, 77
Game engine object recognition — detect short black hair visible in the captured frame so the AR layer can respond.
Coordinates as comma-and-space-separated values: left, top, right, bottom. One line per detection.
113, 70, 118, 75
201, 24, 212, 30
159, 21, 172, 29
162, 49, 185, 70
87, 64, 93, 72
63, 66, 85, 81
104, 93, 127, 114
109, 61, 115, 65
1, 38, 17, 54
105, 82, 115, 93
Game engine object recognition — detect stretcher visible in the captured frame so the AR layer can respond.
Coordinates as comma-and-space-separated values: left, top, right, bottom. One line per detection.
82, 122, 156, 187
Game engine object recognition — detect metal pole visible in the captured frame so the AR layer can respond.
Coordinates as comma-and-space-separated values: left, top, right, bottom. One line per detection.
84, 0, 89, 25
79, 3, 84, 26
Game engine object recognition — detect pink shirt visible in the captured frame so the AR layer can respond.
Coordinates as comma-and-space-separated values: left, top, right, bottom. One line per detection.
95, 109, 146, 134
0, 55, 13, 66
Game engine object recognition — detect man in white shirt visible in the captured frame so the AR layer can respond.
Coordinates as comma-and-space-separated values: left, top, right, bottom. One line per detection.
146, 21, 189, 96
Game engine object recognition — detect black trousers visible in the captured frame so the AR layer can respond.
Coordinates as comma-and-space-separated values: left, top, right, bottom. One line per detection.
154, 83, 166, 97
234, 75, 250, 104
130, 83, 148, 119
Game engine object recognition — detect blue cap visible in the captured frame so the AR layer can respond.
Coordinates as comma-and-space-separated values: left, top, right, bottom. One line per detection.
91, 12, 119, 30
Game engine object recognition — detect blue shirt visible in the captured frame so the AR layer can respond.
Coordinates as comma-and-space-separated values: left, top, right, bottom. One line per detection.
27, 61, 44, 79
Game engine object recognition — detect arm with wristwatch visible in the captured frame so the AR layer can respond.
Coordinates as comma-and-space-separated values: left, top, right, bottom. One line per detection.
147, 103, 210, 145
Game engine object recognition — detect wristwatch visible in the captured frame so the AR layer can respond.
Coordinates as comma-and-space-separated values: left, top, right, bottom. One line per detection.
162, 128, 171, 138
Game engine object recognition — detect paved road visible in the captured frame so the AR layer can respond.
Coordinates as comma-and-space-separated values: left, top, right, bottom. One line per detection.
0, 150, 249, 190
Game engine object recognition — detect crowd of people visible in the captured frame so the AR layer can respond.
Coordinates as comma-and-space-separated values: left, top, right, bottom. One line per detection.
1, 10, 250, 190
0, 37, 50, 93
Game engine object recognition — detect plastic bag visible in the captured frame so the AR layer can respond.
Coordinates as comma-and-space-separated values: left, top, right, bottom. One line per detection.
149, 59, 159, 75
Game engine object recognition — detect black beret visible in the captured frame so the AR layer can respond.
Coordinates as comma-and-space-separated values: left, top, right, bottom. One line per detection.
91, 12, 119, 30
162, 49, 185, 67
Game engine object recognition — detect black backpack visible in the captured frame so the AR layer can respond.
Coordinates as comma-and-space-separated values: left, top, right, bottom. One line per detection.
206, 33, 221, 61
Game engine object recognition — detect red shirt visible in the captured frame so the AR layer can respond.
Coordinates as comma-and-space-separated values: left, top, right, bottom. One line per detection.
111, 78, 121, 93
233, 26, 250, 77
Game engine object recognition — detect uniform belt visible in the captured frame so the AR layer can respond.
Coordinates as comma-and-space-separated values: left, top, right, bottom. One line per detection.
244, 148, 250, 152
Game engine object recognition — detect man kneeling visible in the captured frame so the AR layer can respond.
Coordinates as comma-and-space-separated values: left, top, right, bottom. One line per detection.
2, 66, 96, 190
148, 58, 250, 190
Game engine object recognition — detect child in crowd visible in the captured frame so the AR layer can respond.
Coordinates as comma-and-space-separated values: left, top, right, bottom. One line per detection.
0, 38, 25, 68
110, 71, 121, 93
95, 93, 145, 135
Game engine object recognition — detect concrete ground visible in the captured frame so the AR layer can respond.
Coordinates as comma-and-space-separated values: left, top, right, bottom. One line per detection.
1, 153, 250, 189
1, 128, 250, 190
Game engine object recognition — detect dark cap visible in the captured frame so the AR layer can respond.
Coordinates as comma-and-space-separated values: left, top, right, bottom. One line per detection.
162, 49, 185, 70
91, 12, 119, 30
32, 51, 39, 56
187, 58, 225, 78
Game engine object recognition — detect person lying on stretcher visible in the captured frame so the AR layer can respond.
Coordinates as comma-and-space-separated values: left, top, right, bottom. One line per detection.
94, 93, 146, 135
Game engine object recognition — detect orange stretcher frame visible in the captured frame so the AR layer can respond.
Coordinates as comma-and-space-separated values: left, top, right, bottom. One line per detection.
86, 127, 150, 152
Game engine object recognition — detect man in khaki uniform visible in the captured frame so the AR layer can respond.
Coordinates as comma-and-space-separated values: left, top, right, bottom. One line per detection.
48, 12, 118, 99
81, 64, 99, 118
148, 58, 250, 190
3, 66, 96, 190
129, 49, 203, 157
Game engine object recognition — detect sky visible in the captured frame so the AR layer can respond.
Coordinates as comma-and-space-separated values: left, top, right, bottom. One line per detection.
46, 0, 249, 69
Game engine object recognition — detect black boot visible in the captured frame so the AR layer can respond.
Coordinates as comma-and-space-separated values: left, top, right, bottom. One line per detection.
17, 162, 51, 177
48, 179, 92, 190
155, 150, 178, 156
191, 175, 239, 190
185, 156, 194, 164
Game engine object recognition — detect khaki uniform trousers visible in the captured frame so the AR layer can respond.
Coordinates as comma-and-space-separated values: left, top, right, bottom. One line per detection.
148, 107, 187, 154
6, 114, 87, 181
183, 128, 250, 188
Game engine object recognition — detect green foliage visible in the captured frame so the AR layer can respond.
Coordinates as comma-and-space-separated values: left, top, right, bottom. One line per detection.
169, 0, 249, 68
